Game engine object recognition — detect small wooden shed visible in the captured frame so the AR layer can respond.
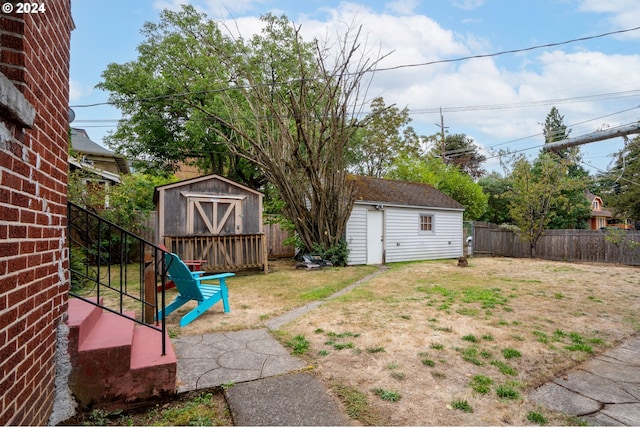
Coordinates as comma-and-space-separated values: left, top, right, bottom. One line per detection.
154, 174, 267, 272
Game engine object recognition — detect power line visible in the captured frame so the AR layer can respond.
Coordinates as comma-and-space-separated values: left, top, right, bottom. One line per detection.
70, 26, 640, 109
374, 26, 640, 72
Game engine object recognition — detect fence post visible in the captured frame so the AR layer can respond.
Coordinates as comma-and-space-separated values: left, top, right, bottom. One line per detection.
143, 256, 155, 324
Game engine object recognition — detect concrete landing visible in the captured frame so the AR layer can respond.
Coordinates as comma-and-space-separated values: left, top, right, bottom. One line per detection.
173, 329, 307, 392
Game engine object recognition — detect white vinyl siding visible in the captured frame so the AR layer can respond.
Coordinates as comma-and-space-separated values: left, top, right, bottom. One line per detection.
346, 204, 368, 265
385, 207, 463, 263
347, 203, 463, 265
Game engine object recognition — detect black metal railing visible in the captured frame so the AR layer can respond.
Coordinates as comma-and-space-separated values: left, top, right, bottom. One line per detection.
67, 202, 168, 355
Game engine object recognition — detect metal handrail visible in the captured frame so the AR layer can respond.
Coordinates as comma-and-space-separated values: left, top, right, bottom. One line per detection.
67, 202, 168, 355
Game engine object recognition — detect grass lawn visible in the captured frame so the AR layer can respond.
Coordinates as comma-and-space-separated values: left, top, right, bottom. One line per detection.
277, 257, 640, 425
73, 257, 640, 425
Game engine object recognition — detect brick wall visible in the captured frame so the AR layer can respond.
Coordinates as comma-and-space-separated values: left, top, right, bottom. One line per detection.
0, 1, 73, 424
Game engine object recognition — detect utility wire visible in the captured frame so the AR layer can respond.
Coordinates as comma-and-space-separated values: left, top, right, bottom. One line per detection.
70, 25, 640, 109
375, 26, 640, 72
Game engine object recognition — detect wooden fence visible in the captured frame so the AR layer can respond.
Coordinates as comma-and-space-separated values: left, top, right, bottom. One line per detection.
263, 220, 295, 259
472, 222, 640, 266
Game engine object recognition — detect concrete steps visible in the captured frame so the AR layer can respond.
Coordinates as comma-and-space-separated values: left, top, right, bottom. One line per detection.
66, 298, 176, 410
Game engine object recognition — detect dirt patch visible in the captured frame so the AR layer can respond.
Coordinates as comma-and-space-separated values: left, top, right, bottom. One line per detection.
279, 257, 640, 425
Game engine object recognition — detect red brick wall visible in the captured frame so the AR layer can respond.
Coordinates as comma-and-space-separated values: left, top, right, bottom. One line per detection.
0, 1, 73, 424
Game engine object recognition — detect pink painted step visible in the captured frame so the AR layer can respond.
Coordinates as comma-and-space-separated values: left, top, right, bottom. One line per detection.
66, 298, 176, 409
67, 298, 103, 349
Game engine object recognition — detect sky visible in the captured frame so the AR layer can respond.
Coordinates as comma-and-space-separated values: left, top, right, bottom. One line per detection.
69, 0, 640, 176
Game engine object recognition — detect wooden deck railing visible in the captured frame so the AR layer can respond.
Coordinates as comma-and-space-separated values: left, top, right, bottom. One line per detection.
164, 234, 268, 273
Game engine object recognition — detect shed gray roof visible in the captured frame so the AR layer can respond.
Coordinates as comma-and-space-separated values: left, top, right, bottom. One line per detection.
350, 175, 464, 211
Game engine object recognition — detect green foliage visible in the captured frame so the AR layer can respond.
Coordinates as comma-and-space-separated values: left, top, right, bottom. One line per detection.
348, 97, 422, 177
451, 399, 473, 413
99, 5, 378, 255
430, 133, 487, 179
501, 348, 522, 359
477, 172, 513, 224
312, 238, 350, 267
159, 392, 227, 426
373, 388, 402, 402
421, 358, 436, 367
527, 411, 548, 425
506, 153, 567, 257
331, 382, 384, 424
458, 347, 484, 365
286, 335, 310, 355
470, 375, 493, 394
597, 135, 640, 220
496, 384, 520, 400
490, 360, 518, 376
69, 170, 175, 233
461, 334, 478, 343
388, 155, 488, 220
540, 107, 591, 230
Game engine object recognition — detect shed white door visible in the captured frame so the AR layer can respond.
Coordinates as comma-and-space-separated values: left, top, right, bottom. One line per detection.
366, 210, 384, 264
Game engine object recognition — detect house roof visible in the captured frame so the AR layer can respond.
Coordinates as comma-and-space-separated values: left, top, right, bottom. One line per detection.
71, 128, 113, 156
585, 189, 613, 218
70, 128, 129, 174
349, 175, 465, 211
153, 173, 263, 204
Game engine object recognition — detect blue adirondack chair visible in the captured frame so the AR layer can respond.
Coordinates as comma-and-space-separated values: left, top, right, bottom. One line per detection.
158, 252, 234, 327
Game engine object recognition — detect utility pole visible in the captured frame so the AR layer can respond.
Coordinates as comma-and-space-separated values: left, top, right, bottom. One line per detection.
436, 107, 449, 163
543, 122, 640, 152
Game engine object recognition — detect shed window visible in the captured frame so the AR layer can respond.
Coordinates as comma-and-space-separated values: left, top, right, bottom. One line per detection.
420, 214, 434, 232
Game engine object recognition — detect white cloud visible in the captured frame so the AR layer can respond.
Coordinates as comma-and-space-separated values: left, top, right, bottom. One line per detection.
146, 0, 640, 172
69, 80, 92, 102
578, 0, 640, 38
451, 0, 485, 11
385, 0, 419, 15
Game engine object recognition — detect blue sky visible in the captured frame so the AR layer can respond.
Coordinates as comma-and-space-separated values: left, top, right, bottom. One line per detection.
69, 0, 640, 175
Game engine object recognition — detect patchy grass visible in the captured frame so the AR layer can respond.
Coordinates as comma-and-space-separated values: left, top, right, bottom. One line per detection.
373, 388, 402, 402
279, 258, 640, 425
63, 391, 232, 426
85, 258, 639, 426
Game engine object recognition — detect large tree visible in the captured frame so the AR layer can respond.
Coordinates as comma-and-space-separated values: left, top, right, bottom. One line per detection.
348, 97, 422, 177
598, 135, 640, 221
541, 107, 591, 229
477, 172, 512, 224
388, 155, 488, 220
98, 7, 264, 188
507, 152, 579, 257
99, 6, 387, 252
429, 133, 487, 178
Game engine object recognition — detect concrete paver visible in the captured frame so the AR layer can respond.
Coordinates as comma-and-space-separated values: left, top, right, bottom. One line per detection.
529, 336, 640, 425
225, 372, 352, 426
173, 329, 306, 392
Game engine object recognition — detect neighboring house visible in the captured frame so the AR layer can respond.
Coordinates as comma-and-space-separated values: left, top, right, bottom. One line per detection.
0, 3, 74, 425
346, 176, 465, 265
586, 190, 612, 230
154, 174, 267, 272
69, 127, 130, 207
70, 127, 129, 181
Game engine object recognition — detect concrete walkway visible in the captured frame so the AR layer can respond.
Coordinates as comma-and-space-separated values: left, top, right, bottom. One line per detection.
173, 265, 640, 425
530, 336, 640, 425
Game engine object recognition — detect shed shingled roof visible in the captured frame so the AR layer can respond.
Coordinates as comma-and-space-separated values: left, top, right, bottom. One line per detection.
349, 175, 464, 211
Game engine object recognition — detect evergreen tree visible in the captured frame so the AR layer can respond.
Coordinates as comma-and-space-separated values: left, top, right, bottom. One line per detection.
541, 107, 591, 229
